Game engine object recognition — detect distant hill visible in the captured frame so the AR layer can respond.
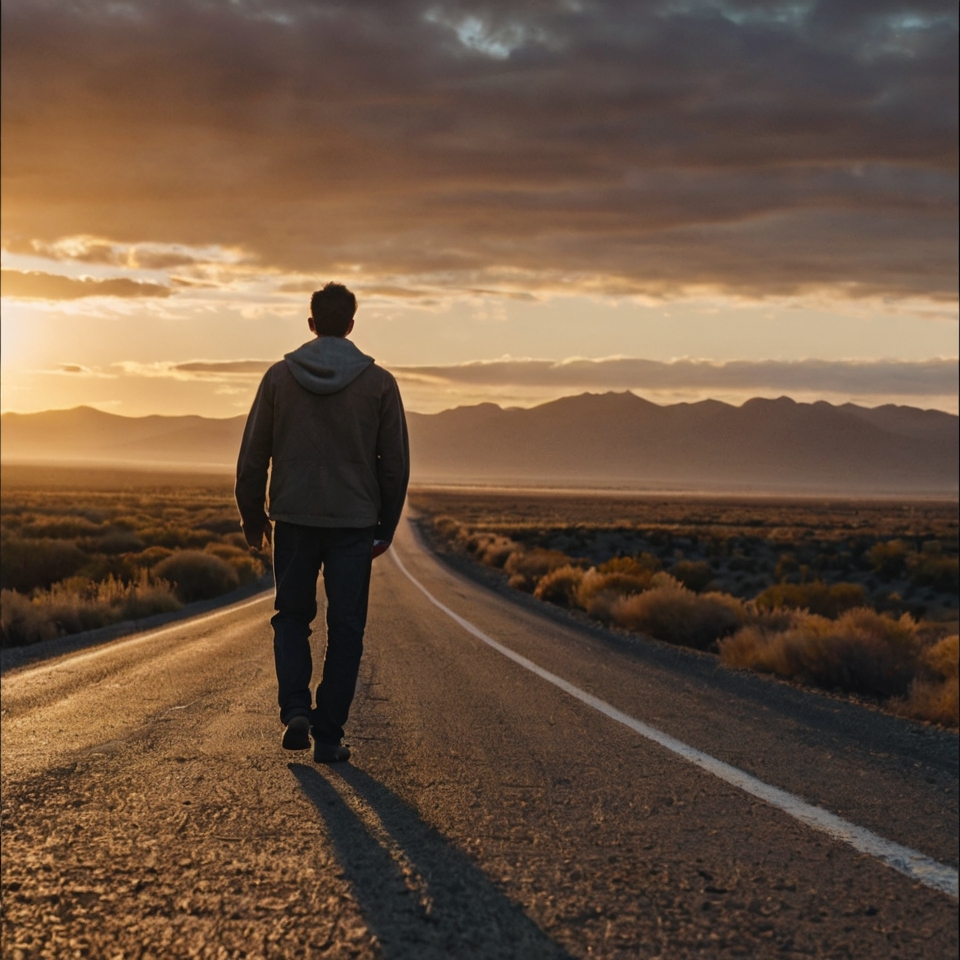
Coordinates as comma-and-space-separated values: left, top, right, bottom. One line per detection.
1, 395, 957, 494
406, 393, 958, 494
0, 406, 247, 470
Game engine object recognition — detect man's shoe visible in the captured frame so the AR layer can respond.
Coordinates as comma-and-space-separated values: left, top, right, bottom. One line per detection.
314, 740, 351, 764
281, 715, 311, 751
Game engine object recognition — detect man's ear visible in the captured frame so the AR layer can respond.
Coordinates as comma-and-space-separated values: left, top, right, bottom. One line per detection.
346, 317, 355, 336
308, 316, 317, 335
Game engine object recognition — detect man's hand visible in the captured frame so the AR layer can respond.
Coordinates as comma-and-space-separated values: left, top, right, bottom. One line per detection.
372, 539, 391, 560
243, 515, 273, 551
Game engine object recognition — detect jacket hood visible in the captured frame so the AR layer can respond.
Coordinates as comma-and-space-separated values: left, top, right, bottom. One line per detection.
284, 337, 375, 395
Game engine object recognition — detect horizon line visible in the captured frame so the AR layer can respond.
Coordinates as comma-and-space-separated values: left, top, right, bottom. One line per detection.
1, 390, 959, 421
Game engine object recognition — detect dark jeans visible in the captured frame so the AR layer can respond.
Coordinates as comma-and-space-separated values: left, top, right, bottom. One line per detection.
271, 521, 376, 743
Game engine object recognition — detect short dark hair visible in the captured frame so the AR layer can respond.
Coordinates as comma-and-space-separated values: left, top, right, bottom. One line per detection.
310, 282, 357, 336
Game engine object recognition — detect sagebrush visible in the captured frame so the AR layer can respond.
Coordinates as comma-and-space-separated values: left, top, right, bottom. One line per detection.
0, 467, 267, 647
417, 494, 959, 728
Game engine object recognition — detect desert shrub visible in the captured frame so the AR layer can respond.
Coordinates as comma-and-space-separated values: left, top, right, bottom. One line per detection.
137, 526, 179, 548
867, 540, 913, 579
920, 633, 959, 680
638, 552, 662, 573
230, 555, 266, 584
599, 555, 660, 576
137, 526, 216, 550
908, 554, 959, 593
754, 581, 866, 618
504, 548, 570, 592
76, 553, 141, 584
203, 542, 267, 583
457, 530, 487, 553
432, 516, 460, 538
534, 565, 585, 606
455, 530, 518, 568
718, 608, 922, 698
0, 575, 182, 647
17, 517, 104, 539
85, 572, 182, 621
477, 535, 519, 568
153, 551, 240, 603
132, 546, 175, 567
204, 542, 249, 561
114, 579, 183, 620
89, 529, 146, 555
198, 517, 247, 535
108, 515, 140, 531
477, 539, 510, 567
611, 581, 745, 650
671, 560, 714, 593
889, 635, 959, 727
0, 590, 60, 645
574, 567, 653, 618
0, 538, 89, 592
893, 676, 959, 727
749, 605, 806, 633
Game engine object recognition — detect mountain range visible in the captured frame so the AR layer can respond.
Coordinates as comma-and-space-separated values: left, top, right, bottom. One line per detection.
1, 394, 957, 494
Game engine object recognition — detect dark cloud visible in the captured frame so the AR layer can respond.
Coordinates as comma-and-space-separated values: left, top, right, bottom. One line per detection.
131, 251, 201, 270
2, 0, 956, 299
393, 357, 960, 396
1, 270, 171, 300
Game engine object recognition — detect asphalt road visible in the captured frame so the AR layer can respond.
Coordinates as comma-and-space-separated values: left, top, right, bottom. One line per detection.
2, 517, 957, 959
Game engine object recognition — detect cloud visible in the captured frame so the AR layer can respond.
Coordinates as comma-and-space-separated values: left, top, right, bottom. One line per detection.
2, 0, 956, 302
1, 269, 171, 300
110, 354, 958, 400
114, 360, 271, 381
48, 363, 116, 378
392, 357, 960, 397
174, 360, 273, 375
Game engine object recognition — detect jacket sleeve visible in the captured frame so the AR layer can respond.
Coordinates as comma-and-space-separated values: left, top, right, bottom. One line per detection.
374, 375, 410, 542
235, 369, 275, 532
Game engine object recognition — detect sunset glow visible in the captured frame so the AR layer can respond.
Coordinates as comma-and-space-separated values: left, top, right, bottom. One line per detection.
2, 0, 957, 417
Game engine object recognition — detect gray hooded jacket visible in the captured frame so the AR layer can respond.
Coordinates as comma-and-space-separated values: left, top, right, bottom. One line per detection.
235, 337, 409, 541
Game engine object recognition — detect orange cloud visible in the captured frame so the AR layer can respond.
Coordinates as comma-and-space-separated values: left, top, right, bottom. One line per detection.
1, 270, 171, 300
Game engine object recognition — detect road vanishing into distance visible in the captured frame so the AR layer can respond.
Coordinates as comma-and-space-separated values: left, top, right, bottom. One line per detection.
2, 517, 958, 959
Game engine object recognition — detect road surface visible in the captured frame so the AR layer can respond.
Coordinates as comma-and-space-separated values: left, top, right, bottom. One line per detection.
2, 517, 957, 959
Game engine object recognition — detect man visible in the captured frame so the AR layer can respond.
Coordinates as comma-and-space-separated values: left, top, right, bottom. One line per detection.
236, 282, 409, 763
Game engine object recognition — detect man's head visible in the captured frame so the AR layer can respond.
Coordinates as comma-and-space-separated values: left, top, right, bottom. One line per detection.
309, 282, 357, 337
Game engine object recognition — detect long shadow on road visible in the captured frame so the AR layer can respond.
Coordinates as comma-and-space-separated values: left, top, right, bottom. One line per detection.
290, 762, 573, 960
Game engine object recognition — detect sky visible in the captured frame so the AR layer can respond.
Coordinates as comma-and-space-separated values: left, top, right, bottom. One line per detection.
1, 0, 957, 418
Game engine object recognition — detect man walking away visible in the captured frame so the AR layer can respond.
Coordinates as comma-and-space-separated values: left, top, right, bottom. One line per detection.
236, 282, 409, 763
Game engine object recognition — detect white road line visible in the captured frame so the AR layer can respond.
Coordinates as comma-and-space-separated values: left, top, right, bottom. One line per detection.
392, 549, 959, 900
2, 592, 274, 681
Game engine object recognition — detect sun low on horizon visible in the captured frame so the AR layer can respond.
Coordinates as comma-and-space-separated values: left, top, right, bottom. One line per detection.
1, 0, 957, 420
